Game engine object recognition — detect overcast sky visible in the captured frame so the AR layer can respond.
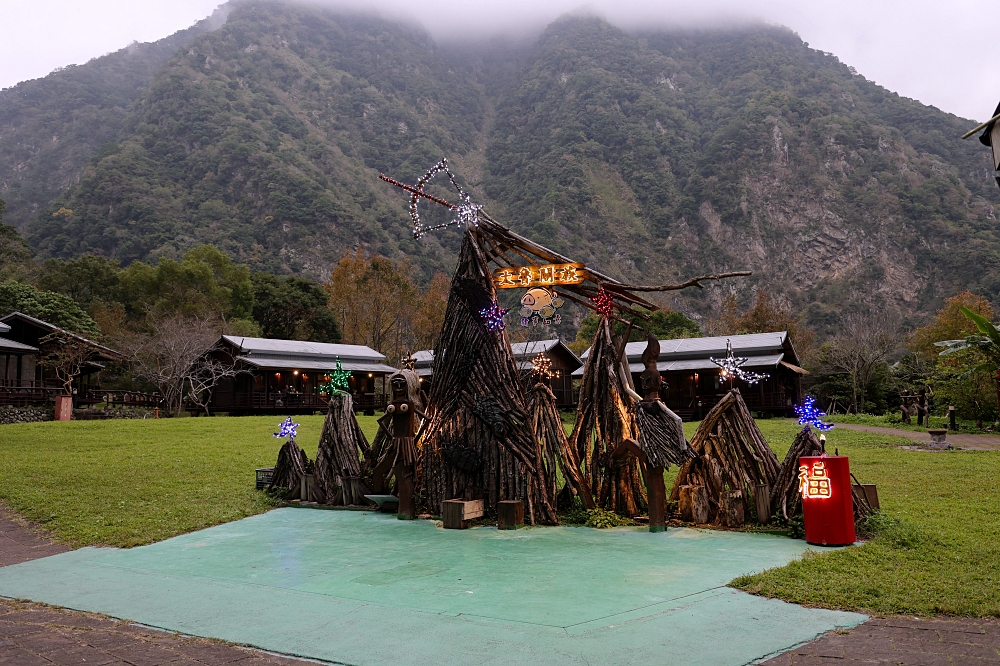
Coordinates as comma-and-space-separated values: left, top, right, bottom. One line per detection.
2, 0, 996, 123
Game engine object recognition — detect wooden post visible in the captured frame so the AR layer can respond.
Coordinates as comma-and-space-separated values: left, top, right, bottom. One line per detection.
497, 500, 524, 530
395, 465, 415, 520
442, 499, 484, 529
755, 483, 771, 525
679, 485, 709, 524
949, 405, 957, 432
647, 465, 666, 532
54, 395, 72, 421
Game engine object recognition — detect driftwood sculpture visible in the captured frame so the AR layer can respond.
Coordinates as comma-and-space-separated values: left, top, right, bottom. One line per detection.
418, 230, 558, 524
268, 438, 311, 499
315, 392, 371, 506
670, 390, 780, 526
771, 426, 824, 521
370, 370, 425, 519
528, 381, 594, 509
612, 334, 696, 530
568, 317, 646, 515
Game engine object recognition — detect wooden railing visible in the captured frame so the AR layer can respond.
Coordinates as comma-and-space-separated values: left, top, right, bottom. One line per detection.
208, 391, 388, 413
83, 389, 163, 407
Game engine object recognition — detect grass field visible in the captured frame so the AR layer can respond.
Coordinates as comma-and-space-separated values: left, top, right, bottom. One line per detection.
0, 415, 997, 616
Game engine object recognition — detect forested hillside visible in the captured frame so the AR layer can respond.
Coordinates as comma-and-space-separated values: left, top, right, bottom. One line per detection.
2, 0, 997, 331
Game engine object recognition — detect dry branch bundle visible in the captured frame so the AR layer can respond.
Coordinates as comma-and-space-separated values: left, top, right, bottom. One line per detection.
567, 317, 646, 515
528, 381, 594, 508
315, 392, 372, 506
418, 228, 557, 524
670, 389, 780, 525
771, 426, 824, 521
268, 439, 310, 499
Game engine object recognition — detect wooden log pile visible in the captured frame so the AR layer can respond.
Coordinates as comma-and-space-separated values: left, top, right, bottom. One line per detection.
267, 438, 311, 499
771, 426, 823, 521
315, 392, 372, 506
528, 381, 595, 508
418, 229, 558, 524
567, 317, 645, 515
669, 389, 780, 526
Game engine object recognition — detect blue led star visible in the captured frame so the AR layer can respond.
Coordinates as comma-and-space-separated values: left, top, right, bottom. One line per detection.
273, 416, 300, 440
795, 396, 834, 431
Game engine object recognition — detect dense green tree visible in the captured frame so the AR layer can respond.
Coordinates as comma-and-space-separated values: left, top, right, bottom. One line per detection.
36, 255, 122, 313
0, 199, 33, 281
0, 280, 99, 336
118, 245, 253, 322
250, 272, 341, 342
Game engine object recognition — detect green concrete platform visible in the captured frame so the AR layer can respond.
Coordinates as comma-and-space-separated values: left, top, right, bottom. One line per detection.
0, 509, 865, 665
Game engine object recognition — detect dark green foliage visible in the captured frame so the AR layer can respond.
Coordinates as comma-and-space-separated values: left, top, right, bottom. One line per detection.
0, 199, 33, 281
572, 308, 700, 352
250, 272, 340, 342
0, 281, 99, 336
2, 3, 998, 330
36, 255, 122, 312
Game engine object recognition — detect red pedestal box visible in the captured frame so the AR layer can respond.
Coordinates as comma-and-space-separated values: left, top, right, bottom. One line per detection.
799, 454, 856, 546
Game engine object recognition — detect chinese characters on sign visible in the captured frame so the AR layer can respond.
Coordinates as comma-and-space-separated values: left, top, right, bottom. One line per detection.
493, 263, 586, 289
798, 460, 832, 499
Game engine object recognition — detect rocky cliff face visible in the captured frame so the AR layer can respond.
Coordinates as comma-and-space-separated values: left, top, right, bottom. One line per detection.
1, 1, 996, 331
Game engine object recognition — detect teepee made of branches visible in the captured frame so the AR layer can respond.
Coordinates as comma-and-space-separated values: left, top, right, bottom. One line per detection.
418, 229, 558, 524
268, 438, 311, 499
770, 426, 824, 521
528, 381, 595, 509
670, 389, 780, 525
567, 317, 645, 515
315, 392, 372, 506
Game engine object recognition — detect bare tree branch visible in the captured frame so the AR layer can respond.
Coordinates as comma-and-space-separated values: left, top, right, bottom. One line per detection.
608, 271, 753, 292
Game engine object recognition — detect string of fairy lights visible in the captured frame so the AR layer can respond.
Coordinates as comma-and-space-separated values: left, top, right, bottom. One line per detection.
795, 396, 834, 431
709, 339, 769, 386
273, 416, 299, 441
379, 158, 482, 239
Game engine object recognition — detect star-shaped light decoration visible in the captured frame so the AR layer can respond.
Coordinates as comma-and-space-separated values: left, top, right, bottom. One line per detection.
591, 287, 615, 318
379, 158, 481, 239
709, 339, 770, 386
273, 416, 300, 440
532, 352, 554, 379
795, 396, 834, 431
320, 357, 351, 395
480, 297, 509, 332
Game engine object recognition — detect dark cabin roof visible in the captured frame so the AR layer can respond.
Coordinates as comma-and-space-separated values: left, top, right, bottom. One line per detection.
0, 312, 120, 359
574, 331, 800, 376
218, 335, 397, 374
410, 339, 582, 377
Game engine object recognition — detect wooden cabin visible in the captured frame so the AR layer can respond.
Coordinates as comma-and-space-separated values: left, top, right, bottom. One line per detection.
575, 331, 804, 419
0, 312, 123, 407
201, 336, 397, 415
409, 339, 582, 408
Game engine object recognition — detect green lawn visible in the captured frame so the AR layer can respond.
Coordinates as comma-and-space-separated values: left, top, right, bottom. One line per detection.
1, 415, 997, 617
0, 415, 380, 548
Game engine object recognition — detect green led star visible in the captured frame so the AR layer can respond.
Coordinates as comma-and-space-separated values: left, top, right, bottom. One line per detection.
320, 357, 351, 395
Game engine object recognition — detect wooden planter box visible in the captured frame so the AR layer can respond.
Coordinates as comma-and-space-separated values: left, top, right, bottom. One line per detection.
442, 499, 484, 529
497, 500, 524, 530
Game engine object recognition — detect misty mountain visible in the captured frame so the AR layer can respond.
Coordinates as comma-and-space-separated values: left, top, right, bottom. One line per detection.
1, 0, 997, 331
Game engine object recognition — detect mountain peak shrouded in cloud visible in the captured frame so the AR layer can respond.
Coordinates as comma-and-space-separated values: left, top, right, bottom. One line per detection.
3, 0, 998, 120
2, 0, 998, 338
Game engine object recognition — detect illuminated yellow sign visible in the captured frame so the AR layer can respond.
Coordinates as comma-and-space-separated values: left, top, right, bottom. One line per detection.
798, 461, 831, 499
493, 263, 585, 289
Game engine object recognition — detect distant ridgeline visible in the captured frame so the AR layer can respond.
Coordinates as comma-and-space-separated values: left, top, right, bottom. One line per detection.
1, 0, 998, 330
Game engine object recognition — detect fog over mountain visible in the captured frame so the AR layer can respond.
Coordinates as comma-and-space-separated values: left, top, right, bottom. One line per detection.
4, 0, 997, 121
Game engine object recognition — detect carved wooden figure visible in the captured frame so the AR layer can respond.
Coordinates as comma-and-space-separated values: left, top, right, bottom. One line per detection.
372, 370, 425, 519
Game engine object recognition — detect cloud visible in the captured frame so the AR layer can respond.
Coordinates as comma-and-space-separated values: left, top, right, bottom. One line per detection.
3, 0, 996, 122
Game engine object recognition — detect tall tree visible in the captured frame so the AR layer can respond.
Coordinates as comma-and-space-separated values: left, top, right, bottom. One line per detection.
250, 272, 341, 342
0, 280, 100, 336
712, 290, 815, 357
36, 255, 123, 313
909, 292, 995, 361
326, 249, 417, 362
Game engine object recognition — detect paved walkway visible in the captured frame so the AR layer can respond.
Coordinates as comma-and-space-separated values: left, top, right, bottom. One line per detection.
836, 423, 1000, 450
